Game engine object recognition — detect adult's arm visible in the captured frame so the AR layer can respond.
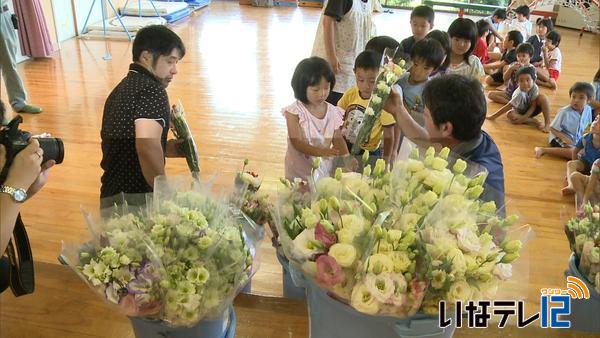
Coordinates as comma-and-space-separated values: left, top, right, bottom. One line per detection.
0, 142, 42, 253
135, 119, 165, 187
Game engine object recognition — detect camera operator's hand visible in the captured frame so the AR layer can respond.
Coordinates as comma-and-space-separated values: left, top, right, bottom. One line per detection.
0, 139, 43, 192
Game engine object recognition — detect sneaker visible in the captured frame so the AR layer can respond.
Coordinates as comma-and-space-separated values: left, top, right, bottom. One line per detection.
17, 104, 43, 114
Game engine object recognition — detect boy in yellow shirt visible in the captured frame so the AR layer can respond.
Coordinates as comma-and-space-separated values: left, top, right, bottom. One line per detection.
339, 50, 396, 163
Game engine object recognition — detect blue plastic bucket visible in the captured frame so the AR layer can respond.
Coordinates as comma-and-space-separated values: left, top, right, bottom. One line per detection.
565, 253, 600, 333
294, 272, 455, 338
129, 304, 236, 338
276, 250, 306, 300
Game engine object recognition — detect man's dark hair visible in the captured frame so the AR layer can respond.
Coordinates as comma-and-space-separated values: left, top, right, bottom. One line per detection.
536, 17, 553, 32
132, 25, 186, 64
515, 5, 530, 18
354, 50, 382, 71
411, 38, 445, 69
546, 30, 561, 47
425, 29, 450, 69
506, 30, 524, 46
365, 36, 405, 63
411, 5, 435, 25
492, 9, 507, 20
516, 42, 534, 56
423, 74, 486, 142
447, 18, 478, 63
569, 82, 595, 100
476, 19, 490, 37
291, 57, 335, 104
515, 66, 537, 81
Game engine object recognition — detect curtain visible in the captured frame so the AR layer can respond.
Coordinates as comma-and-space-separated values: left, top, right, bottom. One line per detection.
13, 0, 56, 58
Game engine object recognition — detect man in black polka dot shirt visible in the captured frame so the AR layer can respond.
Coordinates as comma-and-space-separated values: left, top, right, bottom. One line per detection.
100, 25, 186, 206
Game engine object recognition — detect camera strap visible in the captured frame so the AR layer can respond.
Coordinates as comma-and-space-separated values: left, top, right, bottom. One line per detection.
3, 214, 35, 296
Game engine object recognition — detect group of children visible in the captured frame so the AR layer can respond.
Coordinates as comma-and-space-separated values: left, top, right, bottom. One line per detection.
282, 2, 600, 207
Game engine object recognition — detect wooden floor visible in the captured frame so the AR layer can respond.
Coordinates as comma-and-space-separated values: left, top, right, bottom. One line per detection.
1, 1, 599, 336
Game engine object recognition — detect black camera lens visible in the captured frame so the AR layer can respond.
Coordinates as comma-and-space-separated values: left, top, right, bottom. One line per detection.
38, 137, 64, 164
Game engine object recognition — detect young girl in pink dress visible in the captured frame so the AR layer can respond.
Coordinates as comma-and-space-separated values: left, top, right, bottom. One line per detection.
283, 57, 349, 181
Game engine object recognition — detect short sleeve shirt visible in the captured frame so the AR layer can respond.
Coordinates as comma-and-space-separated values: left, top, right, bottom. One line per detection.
501, 49, 517, 64
396, 72, 427, 125
548, 47, 562, 72
549, 105, 593, 144
527, 35, 544, 63
576, 133, 600, 165
100, 63, 170, 198
324, 0, 353, 21
510, 84, 539, 114
338, 86, 395, 151
446, 55, 485, 80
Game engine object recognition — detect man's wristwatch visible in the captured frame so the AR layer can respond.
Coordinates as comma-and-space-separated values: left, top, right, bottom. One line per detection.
0, 185, 28, 203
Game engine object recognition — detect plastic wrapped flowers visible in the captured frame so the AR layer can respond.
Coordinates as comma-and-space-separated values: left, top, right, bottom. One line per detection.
275, 146, 531, 317
61, 176, 260, 327
566, 203, 600, 294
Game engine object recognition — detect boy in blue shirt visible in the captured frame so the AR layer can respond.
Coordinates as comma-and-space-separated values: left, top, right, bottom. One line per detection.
564, 115, 600, 196
534, 82, 595, 160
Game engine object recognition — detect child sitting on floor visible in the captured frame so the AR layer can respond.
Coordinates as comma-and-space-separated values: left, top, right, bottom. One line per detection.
484, 30, 522, 84
534, 82, 595, 159
537, 30, 562, 90
446, 18, 484, 80
488, 42, 536, 104
487, 66, 550, 132
563, 115, 600, 196
528, 17, 553, 67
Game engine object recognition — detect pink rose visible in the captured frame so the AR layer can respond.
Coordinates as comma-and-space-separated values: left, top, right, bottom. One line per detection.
316, 255, 344, 287
315, 223, 337, 249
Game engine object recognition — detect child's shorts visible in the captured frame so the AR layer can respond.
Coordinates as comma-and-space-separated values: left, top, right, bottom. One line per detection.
549, 137, 574, 148
516, 104, 542, 117
548, 69, 560, 80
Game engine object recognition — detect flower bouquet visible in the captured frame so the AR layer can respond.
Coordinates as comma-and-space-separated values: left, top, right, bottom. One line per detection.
171, 101, 200, 177
350, 48, 406, 155
566, 203, 600, 294
233, 160, 274, 232
564, 202, 600, 332
275, 146, 531, 336
61, 176, 260, 337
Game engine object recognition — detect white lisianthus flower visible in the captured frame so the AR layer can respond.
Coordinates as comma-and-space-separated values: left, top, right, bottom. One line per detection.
387, 229, 403, 244
493, 263, 513, 280
316, 177, 342, 197
371, 94, 382, 105
388, 251, 412, 273
337, 228, 357, 244
365, 272, 395, 303
367, 253, 395, 274
447, 280, 473, 303
301, 208, 320, 229
328, 243, 357, 267
446, 248, 467, 275
292, 229, 322, 260
431, 270, 447, 290
456, 227, 482, 253
351, 283, 380, 315
365, 107, 375, 116
407, 159, 425, 173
